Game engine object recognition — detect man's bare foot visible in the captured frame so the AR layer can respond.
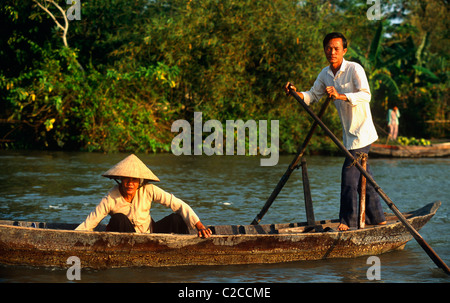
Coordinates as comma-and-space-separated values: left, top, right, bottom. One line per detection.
378, 221, 386, 225
338, 223, 349, 231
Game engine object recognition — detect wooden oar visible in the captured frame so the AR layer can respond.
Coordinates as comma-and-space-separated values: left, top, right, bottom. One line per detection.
288, 87, 450, 275
250, 95, 333, 225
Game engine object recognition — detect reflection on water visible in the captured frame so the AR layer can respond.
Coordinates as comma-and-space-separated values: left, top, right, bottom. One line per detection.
0, 150, 449, 282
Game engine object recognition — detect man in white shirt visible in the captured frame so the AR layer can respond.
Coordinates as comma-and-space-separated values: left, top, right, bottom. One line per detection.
285, 32, 386, 231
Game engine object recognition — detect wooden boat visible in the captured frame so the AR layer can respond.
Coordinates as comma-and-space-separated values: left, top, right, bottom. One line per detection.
370, 142, 450, 158
0, 201, 440, 269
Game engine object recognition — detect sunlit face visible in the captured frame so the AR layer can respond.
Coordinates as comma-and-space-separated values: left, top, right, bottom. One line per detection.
324, 38, 347, 66
120, 177, 140, 197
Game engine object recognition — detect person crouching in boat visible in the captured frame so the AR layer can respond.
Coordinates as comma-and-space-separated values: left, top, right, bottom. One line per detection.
75, 154, 212, 238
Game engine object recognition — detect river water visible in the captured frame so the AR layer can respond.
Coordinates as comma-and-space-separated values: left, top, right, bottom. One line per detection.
0, 150, 448, 283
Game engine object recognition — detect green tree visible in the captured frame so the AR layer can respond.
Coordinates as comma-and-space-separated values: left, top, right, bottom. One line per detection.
1, 0, 447, 152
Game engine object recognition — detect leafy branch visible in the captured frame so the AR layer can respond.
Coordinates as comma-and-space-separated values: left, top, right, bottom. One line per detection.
32, 0, 84, 72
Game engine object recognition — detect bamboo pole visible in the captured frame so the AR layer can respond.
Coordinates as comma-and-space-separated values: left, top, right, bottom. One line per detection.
358, 154, 367, 229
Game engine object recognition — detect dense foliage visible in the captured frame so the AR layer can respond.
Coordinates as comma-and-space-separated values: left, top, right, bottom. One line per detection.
1, 0, 448, 153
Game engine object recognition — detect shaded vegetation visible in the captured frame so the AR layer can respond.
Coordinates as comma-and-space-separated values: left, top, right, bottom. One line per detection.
1, 0, 448, 153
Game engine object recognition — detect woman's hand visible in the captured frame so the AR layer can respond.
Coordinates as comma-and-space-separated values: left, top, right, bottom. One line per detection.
195, 221, 212, 238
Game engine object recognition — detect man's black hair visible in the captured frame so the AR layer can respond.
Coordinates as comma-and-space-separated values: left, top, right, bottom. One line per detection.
323, 32, 347, 49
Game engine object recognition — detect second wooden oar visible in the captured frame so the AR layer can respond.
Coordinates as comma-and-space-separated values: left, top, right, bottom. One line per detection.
288, 87, 450, 275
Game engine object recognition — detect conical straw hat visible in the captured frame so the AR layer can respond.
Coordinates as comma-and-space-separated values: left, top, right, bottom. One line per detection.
102, 154, 160, 182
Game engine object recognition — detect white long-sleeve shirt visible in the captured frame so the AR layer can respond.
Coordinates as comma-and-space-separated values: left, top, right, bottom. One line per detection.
75, 184, 200, 233
301, 59, 378, 150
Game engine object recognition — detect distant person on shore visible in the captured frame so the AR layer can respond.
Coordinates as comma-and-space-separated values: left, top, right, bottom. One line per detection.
284, 32, 386, 231
75, 154, 212, 238
387, 106, 400, 141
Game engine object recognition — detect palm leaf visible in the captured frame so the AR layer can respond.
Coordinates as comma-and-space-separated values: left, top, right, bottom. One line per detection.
369, 22, 384, 68
372, 71, 400, 96
413, 65, 439, 81
347, 46, 370, 70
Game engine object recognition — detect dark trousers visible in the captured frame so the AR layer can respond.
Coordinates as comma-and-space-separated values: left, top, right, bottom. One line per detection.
106, 213, 188, 234
106, 213, 135, 232
339, 145, 386, 228
152, 213, 189, 234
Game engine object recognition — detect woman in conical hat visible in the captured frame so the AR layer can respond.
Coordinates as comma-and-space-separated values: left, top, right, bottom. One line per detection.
76, 154, 211, 238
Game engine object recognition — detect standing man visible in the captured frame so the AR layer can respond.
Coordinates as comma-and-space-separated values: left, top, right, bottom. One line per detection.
285, 32, 386, 231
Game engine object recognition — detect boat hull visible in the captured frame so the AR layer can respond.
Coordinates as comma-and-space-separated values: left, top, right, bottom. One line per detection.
0, 202, 440, 269
370, 143, 450, 158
